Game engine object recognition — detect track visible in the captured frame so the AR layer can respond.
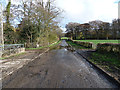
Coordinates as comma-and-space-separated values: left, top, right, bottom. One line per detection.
2, 40, 119, 88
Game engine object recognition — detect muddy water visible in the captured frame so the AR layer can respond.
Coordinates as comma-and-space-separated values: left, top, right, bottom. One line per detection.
2, 40, 119, 88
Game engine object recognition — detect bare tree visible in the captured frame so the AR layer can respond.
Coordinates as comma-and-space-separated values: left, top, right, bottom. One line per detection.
89, 20, 103, 39
11, 0, 63, 47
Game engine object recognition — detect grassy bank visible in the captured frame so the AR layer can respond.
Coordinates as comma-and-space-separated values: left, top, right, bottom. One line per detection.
66, 41, 88, 49
0, 52, 26, 60
26, 40, 61, 50
89, 51, 120, 72
61, 37, 70, 40
74, 40, 119, 45
67, 39, 120, 80
0, 41, 61, 60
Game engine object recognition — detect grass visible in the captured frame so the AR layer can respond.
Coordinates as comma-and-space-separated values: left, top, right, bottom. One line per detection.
67, 39, 120, 76
74, 40, 120, 45
0, 52, 26, 60
89, 52, 120, 71
0, 41, 61, 60
61, 37, 70, 40
68, 39, 120, 72
0, 57, 6, 60
26, 40, 61, 50
66, 41, 88, 49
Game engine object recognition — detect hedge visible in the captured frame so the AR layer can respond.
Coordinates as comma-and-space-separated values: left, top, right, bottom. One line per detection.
97, 43, 120, 54
72, 40, 93, 48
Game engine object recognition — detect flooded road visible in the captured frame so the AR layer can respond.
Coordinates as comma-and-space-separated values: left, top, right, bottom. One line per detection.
2, 40, 118, 88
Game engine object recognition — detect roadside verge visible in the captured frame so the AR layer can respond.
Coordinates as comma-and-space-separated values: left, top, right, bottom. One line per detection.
67, 40, 120, 87
1, 41, 61, 81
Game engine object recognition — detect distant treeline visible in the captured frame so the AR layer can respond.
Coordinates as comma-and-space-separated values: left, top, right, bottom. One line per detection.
65, 19, 120, 40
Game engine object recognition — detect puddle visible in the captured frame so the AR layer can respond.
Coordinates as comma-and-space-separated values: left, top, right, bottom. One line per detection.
64, 48, 67, 51
49, 40, 76, 53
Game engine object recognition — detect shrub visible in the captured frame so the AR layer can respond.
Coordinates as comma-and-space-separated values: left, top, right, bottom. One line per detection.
97, 43, 120, 54
72, 40, 93, 48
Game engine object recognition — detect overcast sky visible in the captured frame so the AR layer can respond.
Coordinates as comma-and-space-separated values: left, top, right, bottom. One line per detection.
1, 0, 119, 32
55, 0, 119, 31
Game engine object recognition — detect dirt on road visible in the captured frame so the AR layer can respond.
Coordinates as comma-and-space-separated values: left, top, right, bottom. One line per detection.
2, 40, 119, 88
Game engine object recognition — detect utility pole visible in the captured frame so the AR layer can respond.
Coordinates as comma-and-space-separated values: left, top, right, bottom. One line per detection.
0, 3, 4, 58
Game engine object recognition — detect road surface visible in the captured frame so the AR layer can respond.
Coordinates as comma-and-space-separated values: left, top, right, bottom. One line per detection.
2, 40, 118, 88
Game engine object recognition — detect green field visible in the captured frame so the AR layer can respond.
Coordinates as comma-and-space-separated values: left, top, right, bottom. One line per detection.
61, 37, 70, 40
74, 40, 120, 45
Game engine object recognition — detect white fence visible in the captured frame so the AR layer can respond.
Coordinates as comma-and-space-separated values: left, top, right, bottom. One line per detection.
0, 44, 25, 58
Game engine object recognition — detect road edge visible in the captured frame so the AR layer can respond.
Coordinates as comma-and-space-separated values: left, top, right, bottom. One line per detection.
1, 48, 50, 88
67, 42, 120, 88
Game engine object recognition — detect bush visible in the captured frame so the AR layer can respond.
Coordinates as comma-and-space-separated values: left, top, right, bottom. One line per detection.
72, 40, 93, 48
25, 43, 37, 48
97, 43, 120, 54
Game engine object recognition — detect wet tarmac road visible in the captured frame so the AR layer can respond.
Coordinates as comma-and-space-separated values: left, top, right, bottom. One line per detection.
2, 40, 118, 88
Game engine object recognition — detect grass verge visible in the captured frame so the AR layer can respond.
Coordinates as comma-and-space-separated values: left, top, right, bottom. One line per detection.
66, 41, 89, 49
89, 52, 120, 72
67, 39, 120, 81
61, 37, 70, 40
0, 41, 61, 60
0, 52, 26, 60
74, 40, 119, 45
26, 40, 61, 50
